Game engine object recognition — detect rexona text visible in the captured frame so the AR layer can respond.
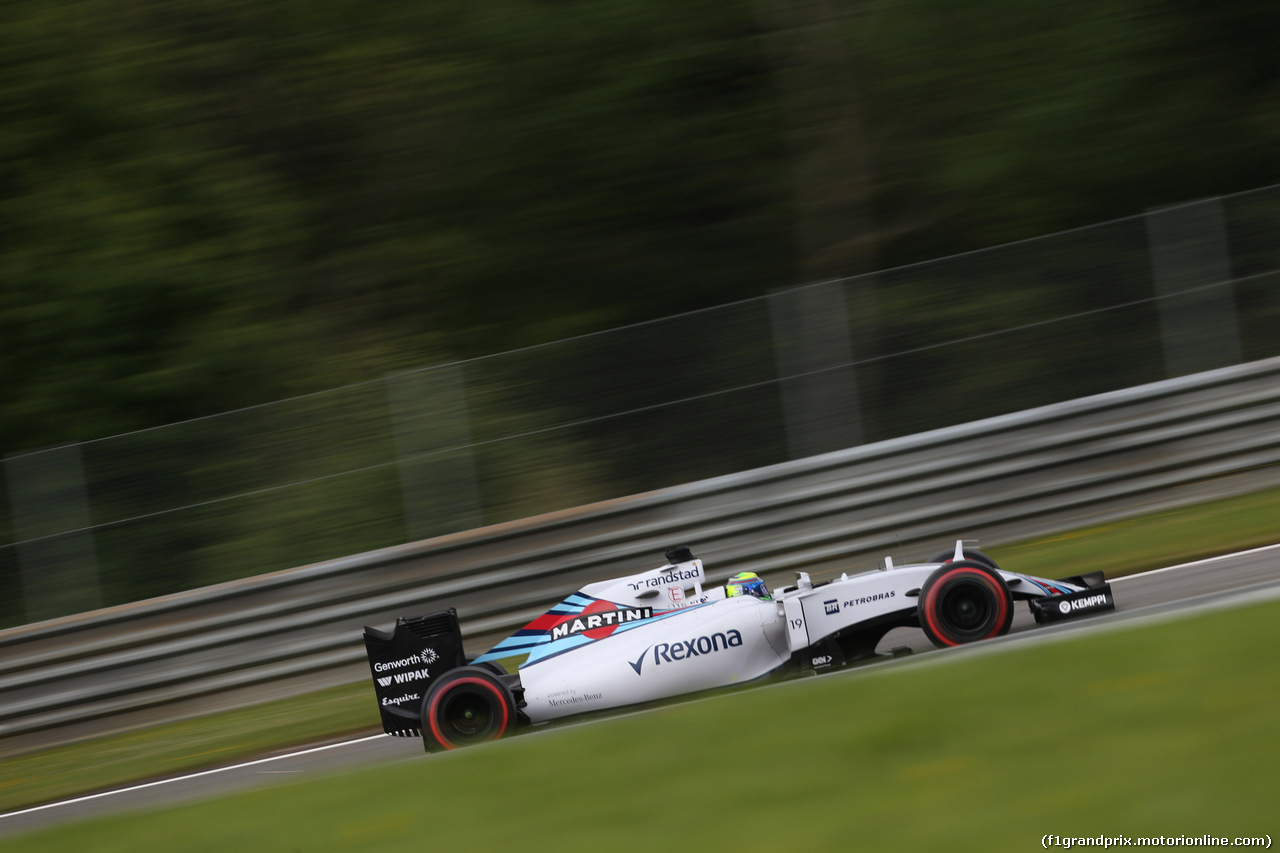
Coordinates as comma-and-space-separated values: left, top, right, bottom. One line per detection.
653, 630, 743, 665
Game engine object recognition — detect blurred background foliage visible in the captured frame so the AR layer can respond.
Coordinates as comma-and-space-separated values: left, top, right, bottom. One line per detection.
2, 0, 1279, 621
4, 0, 1278, 450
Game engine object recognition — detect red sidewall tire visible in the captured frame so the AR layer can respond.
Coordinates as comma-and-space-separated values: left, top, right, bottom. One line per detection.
423, 668, 514, 751
918, 562, 1013, 648
927, 547, 999, 570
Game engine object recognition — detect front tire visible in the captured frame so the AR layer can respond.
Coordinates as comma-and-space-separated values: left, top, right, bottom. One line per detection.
421, 667, 515, 751
917, 560, 1013, 648
927, 546, 999, 569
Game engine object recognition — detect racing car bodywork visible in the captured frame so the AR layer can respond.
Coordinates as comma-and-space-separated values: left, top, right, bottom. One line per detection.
363, 541, 1115, 751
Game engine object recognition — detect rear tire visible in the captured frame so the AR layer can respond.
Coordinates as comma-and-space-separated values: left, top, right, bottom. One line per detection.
421, 666, 515, 751
917, 561, 1013, 648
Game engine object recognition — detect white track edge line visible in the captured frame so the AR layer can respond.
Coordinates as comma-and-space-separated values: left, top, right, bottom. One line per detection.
0, 734, 389, 820
1109, 541, 1280, 582
6, 541, 1278, 821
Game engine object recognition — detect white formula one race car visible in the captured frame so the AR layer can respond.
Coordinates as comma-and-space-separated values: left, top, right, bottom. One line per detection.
363, 542, 1115, 751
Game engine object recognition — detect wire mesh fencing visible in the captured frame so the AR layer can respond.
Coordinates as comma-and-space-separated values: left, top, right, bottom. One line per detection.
3, 187, 1279, 626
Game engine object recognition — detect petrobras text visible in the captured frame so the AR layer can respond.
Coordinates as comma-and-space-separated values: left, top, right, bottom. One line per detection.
841, 590, 896, 608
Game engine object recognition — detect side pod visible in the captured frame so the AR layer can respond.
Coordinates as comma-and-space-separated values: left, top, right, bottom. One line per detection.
363, 609, 466, 736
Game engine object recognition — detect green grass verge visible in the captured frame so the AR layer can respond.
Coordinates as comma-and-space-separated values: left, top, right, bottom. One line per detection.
8, 595, 1280, 851
4, 481, 1279, 817
0, 683, 380, 814
989, 481, 1280, 580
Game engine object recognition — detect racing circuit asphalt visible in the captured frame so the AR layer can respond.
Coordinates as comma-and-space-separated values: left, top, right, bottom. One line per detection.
3, 543, 1279, 841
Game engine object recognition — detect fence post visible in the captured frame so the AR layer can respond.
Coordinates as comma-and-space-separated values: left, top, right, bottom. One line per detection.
386, 364, 483, 541
1146, 198, 1242, 377
4, 444, 102, 622
768, 279, 864, 459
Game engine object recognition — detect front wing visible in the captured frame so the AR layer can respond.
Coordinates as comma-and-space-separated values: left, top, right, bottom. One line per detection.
1028, 585, 1116, 623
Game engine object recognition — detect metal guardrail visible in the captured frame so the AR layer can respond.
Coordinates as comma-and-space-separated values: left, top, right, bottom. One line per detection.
4, 355, 1280, 745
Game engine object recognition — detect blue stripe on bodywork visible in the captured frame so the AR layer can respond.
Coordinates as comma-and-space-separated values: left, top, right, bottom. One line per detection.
517, 604, 709, 669
474, 599, 712, 665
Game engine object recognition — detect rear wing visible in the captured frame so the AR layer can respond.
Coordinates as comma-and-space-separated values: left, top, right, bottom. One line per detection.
363, 609, 466, 736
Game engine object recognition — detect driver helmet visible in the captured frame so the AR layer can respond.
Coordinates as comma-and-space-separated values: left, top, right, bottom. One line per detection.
726, 571, 771, 600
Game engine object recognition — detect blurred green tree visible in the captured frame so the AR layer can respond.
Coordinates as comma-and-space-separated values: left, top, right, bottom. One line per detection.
2, 0, 1279, 615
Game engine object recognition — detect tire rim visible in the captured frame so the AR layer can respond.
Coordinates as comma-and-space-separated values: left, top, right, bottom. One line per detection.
939, 580, 993, 635
430, 677, 510, 748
